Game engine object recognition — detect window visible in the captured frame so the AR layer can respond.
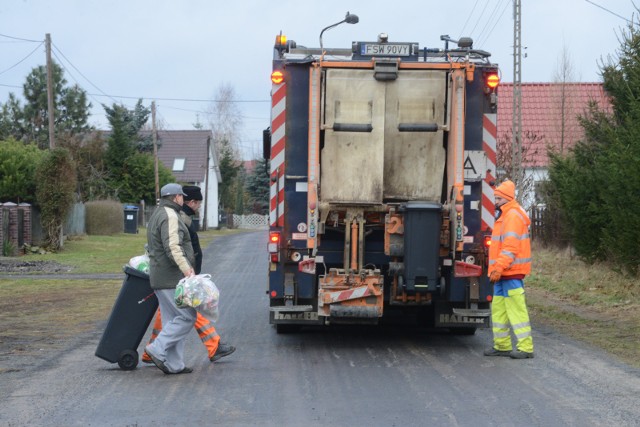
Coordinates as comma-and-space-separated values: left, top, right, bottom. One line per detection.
172, 158, 185, 171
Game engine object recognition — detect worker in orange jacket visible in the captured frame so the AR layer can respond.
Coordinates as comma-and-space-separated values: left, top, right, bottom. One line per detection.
143, 185, 235, 363
484, 180, 534, 359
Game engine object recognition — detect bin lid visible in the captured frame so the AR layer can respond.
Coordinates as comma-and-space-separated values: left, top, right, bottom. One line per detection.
123, 264, 150, 279
402, 201, 442, 211
124, 205, 139, 210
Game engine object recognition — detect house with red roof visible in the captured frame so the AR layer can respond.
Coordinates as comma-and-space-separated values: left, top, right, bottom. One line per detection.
152, 130, 222, 229
497, 82, 611, 208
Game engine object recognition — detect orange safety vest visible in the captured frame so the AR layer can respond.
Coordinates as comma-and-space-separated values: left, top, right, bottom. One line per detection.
488, 199, 531, 277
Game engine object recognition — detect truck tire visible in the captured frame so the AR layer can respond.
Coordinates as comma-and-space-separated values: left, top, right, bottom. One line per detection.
450, 327, 477, 336
275, 324, 300, 334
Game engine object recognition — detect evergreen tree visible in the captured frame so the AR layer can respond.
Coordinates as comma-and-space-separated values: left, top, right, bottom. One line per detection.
548, 15, 640, 273
103, 100, 151, 197
245, 158, 270, 214
217, 139, 241, 213
0, 62, 93, 148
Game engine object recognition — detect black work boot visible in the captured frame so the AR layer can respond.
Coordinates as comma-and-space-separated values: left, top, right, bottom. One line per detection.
210, 343, 236, 362
484, 347, 512, 357
510, 350, 534, 359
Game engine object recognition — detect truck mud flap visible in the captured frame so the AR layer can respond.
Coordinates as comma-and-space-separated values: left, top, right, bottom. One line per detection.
435, 306, 490, 328
269, 305, 323, 325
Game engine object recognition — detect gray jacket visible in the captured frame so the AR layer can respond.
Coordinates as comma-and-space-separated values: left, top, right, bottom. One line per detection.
146, 198, 195, 290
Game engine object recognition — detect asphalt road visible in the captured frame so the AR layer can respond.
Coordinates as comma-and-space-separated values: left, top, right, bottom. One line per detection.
1, 230, 639, 426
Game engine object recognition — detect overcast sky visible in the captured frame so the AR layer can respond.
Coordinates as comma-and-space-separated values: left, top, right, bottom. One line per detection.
0, 0, 635, 159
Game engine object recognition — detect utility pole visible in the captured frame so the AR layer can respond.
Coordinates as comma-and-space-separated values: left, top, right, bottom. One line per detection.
45, 33, 55, 149
512, 0, 523, 191
152, 101, 160, 203
203, 135, 211, 230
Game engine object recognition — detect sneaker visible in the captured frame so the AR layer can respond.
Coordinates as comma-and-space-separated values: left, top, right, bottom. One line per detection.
484, 347, 512, 357
141, 352, 154, 364
210, 343, 236, 362
510, 350, 534, 359
145, 347, 171, 374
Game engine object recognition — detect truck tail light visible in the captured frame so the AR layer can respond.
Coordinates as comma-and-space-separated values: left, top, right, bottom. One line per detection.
484, 235, 491, 248
269, 231, 281, 262
485, 73, 499, 90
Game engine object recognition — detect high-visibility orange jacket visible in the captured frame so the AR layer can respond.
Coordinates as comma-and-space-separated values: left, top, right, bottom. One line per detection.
489, 199, 531, 277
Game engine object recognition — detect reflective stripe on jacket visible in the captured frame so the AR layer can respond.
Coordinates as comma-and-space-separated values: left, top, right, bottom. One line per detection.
488, 199, 531, 277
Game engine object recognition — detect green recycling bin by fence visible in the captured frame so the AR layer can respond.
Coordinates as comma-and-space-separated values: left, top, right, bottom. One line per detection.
124, 205, 139, 234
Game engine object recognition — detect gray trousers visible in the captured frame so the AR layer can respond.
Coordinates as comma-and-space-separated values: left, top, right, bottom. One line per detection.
146, 289, 197, 373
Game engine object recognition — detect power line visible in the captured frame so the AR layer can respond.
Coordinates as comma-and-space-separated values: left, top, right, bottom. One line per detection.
52, 42, 119, 104
468, 0, 492, 39
0, 33, 42, 43
584, 0, 633, 24
459, 0, 481, 37
475, 0, 509, 45
0, 41, 44, 77
477, 0, 512, 47
84, 92, 269, 103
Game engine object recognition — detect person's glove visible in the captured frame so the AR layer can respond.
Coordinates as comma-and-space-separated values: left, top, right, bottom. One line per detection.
489, 270, 501, 283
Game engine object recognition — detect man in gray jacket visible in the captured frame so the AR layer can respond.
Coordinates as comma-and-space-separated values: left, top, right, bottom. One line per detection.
145, 183, 196, 374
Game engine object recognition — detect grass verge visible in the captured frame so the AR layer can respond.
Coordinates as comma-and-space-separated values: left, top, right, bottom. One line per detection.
0, 227, 246, 373
527, 243, 640, 368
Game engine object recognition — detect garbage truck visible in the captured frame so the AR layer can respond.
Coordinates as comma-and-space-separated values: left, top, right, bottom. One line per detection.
264, 29, 500, 333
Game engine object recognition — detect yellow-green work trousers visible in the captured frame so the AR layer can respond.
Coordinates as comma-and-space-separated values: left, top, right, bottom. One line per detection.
491, 278, 534, 353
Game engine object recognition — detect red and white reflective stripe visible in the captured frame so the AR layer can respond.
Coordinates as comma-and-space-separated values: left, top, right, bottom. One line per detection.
270, 82, 286, 227
482, 113, 497, 231
321, 285, 375, 305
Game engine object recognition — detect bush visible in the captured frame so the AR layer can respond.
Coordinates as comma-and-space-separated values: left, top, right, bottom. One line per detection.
2, 239, 16, 256
35, 147, 77, 250
85, 200, 123, 235
0, 138, 46, 204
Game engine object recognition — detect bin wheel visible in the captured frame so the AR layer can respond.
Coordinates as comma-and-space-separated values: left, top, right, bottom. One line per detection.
118, 349, 139, 370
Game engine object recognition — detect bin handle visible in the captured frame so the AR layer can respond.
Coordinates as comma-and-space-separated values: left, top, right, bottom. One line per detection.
138, 292, 156, 304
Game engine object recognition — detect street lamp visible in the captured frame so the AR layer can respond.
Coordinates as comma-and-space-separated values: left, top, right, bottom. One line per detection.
319, 11, 359, 58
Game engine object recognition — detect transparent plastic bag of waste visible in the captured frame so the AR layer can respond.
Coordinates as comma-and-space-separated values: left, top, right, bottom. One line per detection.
128, 254, 150, 274
174, 274, 220, 321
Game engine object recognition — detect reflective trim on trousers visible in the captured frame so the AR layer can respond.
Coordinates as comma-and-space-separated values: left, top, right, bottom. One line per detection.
490, 290, 534, 353
200, 331, 219, 343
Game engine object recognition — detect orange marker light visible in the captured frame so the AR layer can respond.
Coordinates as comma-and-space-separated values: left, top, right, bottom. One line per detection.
275, 34, 287, 46
271, 71, 284, 84
486, 74, 500, 89
269, 232, 280, 243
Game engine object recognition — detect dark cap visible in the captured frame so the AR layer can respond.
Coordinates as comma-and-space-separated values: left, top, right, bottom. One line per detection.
182, 185, 203, 201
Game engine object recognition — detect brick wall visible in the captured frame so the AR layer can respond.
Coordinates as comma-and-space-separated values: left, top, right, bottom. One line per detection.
0, 202, 32, 255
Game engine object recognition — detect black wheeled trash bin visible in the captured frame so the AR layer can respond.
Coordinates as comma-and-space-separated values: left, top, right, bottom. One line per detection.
123, 205, 139, 234
95, 265, 158, 370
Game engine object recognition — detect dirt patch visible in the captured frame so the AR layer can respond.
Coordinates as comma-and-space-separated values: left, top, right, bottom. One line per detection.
0, 259, 74, 274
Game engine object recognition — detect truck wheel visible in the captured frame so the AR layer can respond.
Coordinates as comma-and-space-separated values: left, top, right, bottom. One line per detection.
275, 324, 300, 334
118, 349, 139, 370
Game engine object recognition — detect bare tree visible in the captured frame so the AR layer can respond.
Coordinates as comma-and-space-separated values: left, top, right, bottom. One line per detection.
207, 83, 243, 159
552, 45, 580, 155
496, 128, 543, 210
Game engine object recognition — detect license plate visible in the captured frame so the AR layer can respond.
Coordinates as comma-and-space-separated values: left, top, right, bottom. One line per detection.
361, 43, 411, 56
